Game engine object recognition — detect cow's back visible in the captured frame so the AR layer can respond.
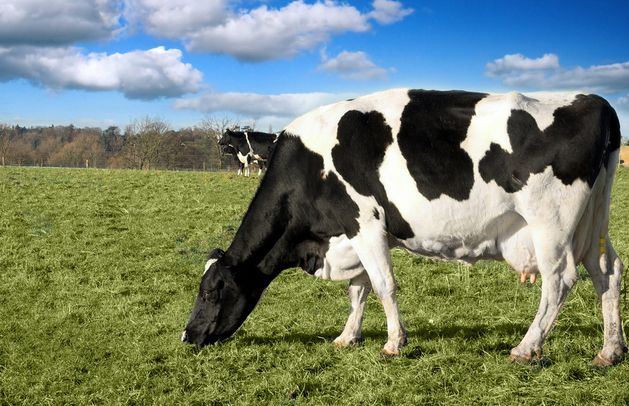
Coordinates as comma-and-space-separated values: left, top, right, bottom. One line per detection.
284, 89, 620, 263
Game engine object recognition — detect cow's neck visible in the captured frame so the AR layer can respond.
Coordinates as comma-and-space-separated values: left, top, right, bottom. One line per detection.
224, 170, 294, 278
223, 136, 329, 280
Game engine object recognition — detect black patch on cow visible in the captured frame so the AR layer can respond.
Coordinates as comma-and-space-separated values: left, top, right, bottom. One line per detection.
331, 110, 414, 240
479, 94, 621, 192
208, 248, 225, 260
246, 131, 278, 161
372, 208, 380, 220
225, 135, 361, 277
397, 90, 487, 201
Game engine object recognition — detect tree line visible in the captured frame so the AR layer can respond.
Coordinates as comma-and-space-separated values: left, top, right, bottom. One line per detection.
0, 117, 249, 171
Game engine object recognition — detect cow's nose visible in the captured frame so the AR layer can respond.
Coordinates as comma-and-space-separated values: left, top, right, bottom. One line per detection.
181, 330, 189, 343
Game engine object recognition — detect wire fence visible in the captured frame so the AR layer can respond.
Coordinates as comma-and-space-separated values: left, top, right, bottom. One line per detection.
0, 161, 247, 173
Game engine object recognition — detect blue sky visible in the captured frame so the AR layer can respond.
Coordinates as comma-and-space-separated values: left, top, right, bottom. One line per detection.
1, 0, 628, 133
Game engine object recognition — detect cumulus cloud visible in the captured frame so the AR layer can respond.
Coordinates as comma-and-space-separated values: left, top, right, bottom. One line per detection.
486, 53, 629, 94
486, 53, 560, 77
0, 46, 202, 99
369, 0, 414, 24
182, 1, 370, 61
174, 90, 348, 119
127, 0, 413, 61
0, 0, 122, 46
319, 49, 390, 80
124, 0, 228, 38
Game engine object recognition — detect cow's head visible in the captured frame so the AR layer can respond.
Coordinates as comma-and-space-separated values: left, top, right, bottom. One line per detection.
181, 249, 265, 346
219, 130, 248, 155
218, 129, 236, 147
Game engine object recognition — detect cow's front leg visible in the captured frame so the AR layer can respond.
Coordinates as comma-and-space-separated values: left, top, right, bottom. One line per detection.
350, 222, 407, 356
334, 272, 371, 347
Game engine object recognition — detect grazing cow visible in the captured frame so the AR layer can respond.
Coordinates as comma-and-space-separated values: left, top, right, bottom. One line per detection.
183, 89, 626, 365
219, 129, 278, 175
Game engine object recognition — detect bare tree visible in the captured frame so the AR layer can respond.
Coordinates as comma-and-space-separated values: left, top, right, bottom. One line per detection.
121, 117, 170, 169
0, 124, 14, 166
198, 115, 238, 169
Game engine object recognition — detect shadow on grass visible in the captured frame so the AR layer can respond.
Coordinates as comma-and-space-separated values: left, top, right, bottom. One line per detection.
236, 320, 602, 363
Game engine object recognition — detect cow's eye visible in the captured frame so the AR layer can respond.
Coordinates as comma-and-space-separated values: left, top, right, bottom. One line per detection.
201, 281, 224, 301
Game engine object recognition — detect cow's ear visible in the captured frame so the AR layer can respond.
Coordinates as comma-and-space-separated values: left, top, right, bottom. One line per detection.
208, 248, 225, 260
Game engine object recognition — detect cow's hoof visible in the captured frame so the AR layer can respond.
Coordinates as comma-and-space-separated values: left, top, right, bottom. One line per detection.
381, 341, 402, 357
381, 347, 400, 357
592, 354, 615, 366
510, 353, 531, 363
510, 348, 542, 364
592, 348, 626, 366
333, 336, 362, 348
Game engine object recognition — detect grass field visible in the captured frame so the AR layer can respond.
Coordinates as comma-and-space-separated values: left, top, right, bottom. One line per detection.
1, 166, 628, 405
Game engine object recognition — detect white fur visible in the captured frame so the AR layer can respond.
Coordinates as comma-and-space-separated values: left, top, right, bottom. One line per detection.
204, 258, 218, 275
236, 151, 250, 177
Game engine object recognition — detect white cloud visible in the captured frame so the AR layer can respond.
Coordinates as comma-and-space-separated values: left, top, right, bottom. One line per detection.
319, 49, 390, 80
183, 1, 371, 61
0, 46, 202, 99
0, 0, 122, 46
174, 90, 349, 119
486, 53, 629, 94
486, 53, 560, 77
124, 0, 228, 38
369, 0, 414, 24
126, 0, 413, 61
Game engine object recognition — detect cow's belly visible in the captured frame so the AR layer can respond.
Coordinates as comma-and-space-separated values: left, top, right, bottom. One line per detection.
396, 207, 538, 272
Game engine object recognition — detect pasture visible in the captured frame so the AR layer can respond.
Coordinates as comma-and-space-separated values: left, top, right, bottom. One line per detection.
1, 166, 628, 405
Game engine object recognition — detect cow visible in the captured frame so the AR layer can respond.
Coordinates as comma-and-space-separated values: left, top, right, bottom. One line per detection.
218, 129, 278, 176
221, 144, 250, 176
183, 89, 626, 366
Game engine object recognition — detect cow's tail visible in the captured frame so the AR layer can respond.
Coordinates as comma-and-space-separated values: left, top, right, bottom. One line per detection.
577, 101, 627, 365
596, 102, 622, 269
573, 99, 622, 266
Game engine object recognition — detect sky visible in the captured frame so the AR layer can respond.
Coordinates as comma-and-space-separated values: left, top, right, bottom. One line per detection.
0, 0, 628, 134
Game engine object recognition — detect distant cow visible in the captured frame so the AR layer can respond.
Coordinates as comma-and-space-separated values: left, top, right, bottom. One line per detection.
184, 89, 625, 366
218, 129, 277, 176
221, 144, 250, 176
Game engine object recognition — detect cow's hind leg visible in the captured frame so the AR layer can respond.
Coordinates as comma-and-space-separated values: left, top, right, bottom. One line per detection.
511, 234, 579, 362
334, 272, 371, 347
583, 237, 627, 365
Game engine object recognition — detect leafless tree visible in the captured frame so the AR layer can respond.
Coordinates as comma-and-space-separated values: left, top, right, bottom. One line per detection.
121, 117, 170, 169
198, 115, 238, 169
0, 124, 14, 166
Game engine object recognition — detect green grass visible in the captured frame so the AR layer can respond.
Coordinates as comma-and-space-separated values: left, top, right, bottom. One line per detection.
1, 166, 628, 405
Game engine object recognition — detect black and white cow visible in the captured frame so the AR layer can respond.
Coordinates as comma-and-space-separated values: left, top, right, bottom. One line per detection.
218, 129, 277, 176
183, 89, 626, 365
221, 144, 250, 176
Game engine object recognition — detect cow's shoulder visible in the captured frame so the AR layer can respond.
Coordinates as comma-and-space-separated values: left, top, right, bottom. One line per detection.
285, 88, 411, 158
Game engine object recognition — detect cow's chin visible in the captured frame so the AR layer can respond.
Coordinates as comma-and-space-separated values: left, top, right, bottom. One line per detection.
198, 330, 235, 347
182, 322, 240, 347
183, 302, 254, 347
